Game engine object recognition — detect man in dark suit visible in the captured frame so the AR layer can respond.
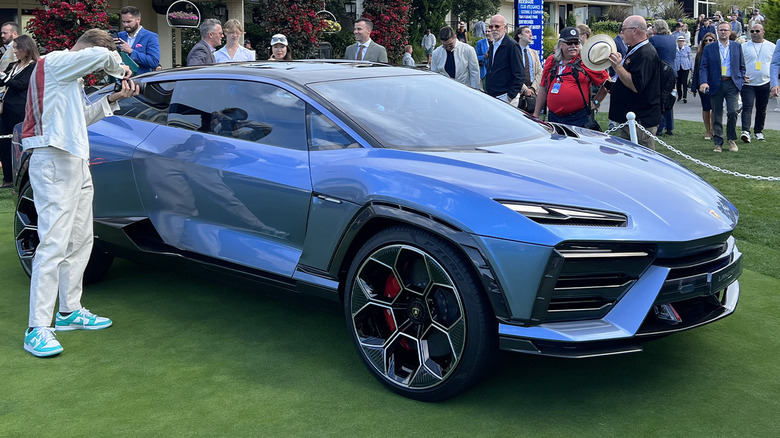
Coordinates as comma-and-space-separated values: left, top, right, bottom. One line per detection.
187, 18, 223, 66
484, 14, 525, 106
116, 6, 159, 74
344, 18, 388, 63
699, 21, 746, 152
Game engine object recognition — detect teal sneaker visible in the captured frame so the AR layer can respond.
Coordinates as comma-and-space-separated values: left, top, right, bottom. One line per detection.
24, 327, 63, 357
55, 308, 113, 331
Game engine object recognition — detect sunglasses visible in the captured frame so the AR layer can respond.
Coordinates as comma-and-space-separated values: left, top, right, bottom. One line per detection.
561, 41, 580, 46
488, 25, 504, 30
750, 30, 762, 33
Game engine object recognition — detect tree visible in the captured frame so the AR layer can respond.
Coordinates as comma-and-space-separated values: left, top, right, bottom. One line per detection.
265, 0, 328, 59
764, 0, 780, 43
25, 0, 112, 85
409, 0, 452, 50
361, 0, 412, 64
452, 0, 501, 23
630, 0, 673, 17
26, 0, 111, 54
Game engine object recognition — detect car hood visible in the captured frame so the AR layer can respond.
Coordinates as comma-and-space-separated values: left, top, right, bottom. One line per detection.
416, 132, 738, 242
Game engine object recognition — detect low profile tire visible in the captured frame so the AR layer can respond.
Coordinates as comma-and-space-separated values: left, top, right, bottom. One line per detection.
14, 181, 114, 285
344, 225, 496, 401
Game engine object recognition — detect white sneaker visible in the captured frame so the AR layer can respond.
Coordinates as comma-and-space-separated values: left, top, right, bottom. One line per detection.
24, 327, 63, 357
55, 308, 113, 331
740, 131, 751, 143
755, 132, 766, 141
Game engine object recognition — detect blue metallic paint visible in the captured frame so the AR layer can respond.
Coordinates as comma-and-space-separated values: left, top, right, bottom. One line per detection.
12, 63, 740, 365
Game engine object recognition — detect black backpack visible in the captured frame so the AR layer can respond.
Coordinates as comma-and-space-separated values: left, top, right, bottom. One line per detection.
659, 60, 676, 113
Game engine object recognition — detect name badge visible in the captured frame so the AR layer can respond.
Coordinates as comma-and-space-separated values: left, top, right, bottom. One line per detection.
551, 82, 562, 94
722, 66, 728, 76
756, 61, 762, 70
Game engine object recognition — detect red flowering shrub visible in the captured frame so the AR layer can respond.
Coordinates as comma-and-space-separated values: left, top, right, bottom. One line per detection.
265, 0, 328, 59
361, 0, 412, 64
26, 0, 112, 84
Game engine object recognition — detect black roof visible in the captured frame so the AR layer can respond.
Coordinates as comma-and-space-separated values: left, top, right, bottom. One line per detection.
139, 60, 430, 88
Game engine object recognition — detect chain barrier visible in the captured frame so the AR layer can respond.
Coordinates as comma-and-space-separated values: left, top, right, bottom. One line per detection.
603, 120, 780, 182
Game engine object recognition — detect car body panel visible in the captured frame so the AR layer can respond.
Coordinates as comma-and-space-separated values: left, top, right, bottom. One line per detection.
131, 124, 311, 277
11, 61, 741, 371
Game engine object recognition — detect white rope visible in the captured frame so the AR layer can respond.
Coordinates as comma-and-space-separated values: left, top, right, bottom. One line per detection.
603, 120, 780, 181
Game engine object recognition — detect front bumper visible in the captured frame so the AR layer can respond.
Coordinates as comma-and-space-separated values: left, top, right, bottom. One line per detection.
497, 246, 742, 358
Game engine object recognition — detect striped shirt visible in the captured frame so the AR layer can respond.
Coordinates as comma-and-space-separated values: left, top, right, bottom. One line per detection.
22, 47, 124, 160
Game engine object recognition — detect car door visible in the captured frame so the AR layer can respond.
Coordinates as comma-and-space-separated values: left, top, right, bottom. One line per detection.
87, 87, 162, 218
132, 78, 311, 277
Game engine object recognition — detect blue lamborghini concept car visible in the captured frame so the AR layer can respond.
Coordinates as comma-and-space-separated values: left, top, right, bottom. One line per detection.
12, 61, 742, 401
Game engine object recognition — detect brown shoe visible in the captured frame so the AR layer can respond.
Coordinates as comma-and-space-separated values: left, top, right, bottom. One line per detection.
713, 145, 723, 152
728, 140, 738, 152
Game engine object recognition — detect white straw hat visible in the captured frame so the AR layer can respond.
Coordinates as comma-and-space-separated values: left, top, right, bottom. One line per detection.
581, 34, 617, 71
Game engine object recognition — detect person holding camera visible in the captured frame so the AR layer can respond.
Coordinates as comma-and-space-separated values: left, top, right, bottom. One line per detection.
114, 6, 160, 74
20, 29, 139, 357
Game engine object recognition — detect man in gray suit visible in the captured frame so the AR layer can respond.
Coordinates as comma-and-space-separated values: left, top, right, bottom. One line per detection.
187, 18, 223, 66
344, 18, 388, 63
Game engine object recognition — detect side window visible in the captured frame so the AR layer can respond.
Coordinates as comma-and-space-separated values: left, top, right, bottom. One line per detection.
307, 106, 361, 151
113, 81, 174, 125
167, 79, 307, 149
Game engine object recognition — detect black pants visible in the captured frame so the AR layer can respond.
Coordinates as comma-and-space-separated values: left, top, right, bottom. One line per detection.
0, 108, 24, 184
741, 82, 770, 134
676, 69, 689, 99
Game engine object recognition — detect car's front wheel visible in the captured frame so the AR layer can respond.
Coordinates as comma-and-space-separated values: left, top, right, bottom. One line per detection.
14, 181, 114, 284
344, 226, 495, 401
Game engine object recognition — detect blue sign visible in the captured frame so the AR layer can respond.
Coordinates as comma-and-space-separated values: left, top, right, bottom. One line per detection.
516, 0, 544, 62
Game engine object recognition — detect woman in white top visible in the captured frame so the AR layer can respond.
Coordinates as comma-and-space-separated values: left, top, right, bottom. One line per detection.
215, 19, 255, 62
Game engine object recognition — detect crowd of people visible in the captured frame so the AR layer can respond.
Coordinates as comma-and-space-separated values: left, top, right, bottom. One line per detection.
425, 8, 780, 152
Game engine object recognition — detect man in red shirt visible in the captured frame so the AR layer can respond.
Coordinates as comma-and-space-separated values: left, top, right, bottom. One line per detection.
533, 27, 608, 127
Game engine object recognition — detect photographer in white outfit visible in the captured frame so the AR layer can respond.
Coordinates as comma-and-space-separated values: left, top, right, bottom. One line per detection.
21, 29, 138, 357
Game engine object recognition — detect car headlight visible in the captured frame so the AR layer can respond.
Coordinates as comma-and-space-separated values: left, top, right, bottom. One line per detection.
498, 201, 627, 227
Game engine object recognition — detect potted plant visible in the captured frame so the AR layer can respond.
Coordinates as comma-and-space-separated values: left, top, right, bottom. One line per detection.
168, 10, 199, 27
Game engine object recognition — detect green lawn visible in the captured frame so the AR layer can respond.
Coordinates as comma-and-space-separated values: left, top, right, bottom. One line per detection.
1, 121, 779, 436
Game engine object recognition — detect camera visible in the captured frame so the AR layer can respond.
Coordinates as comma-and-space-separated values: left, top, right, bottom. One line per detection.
113, 78, 145, 94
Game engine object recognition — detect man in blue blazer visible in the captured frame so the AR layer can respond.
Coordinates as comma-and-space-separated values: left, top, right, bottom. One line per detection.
116, 6, 160, 74
484, 14, 525, 106
699, 21, 746, 152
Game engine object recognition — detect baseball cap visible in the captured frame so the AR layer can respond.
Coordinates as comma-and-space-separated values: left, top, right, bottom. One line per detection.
271, 34, 288, 46
559, 27, 579, 42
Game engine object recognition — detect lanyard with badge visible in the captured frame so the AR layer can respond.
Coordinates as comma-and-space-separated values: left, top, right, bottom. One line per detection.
753, 42, 764, 70
612, 40, 649, 81
720, 43, 730, 76
551, 61, 567, 94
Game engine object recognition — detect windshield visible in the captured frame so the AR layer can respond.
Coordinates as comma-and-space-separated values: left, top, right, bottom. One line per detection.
309, 74, 550, 150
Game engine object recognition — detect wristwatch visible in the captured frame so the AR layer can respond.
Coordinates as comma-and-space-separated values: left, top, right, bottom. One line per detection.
594, 99, 600, 108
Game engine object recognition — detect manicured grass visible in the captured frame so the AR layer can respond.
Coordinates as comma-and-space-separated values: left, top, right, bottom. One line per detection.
1, 122, 778, 436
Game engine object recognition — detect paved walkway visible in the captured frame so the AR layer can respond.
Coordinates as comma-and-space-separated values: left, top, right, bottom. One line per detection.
601, 92, 780, 130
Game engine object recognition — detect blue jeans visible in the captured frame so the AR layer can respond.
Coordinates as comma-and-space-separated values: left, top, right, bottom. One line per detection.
658, 108, 674, 133
711, 78, 740, 146
548, 107, 589, 127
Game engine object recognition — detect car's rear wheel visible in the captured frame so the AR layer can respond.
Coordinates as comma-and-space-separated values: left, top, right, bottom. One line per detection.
344, 225, 495, 401
14, 181, 114, 284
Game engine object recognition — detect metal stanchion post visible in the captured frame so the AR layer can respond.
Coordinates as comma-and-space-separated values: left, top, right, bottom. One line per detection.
626, 112, 638, 144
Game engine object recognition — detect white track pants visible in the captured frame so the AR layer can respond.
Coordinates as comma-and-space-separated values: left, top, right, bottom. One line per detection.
28, 147, 93, 327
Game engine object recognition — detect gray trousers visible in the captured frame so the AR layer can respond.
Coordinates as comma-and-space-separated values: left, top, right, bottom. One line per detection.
710, 78, 740, 146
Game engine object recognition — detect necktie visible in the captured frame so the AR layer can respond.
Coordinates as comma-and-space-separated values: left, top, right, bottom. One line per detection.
523, 48, 532, 86
356, 44, 365, 61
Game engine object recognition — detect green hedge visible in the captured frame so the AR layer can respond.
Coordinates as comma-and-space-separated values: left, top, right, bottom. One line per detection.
590, 18, 698, 37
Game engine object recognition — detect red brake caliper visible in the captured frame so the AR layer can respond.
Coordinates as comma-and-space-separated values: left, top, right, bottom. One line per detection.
383, 274, 401, 332
384, 274, 413, 351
